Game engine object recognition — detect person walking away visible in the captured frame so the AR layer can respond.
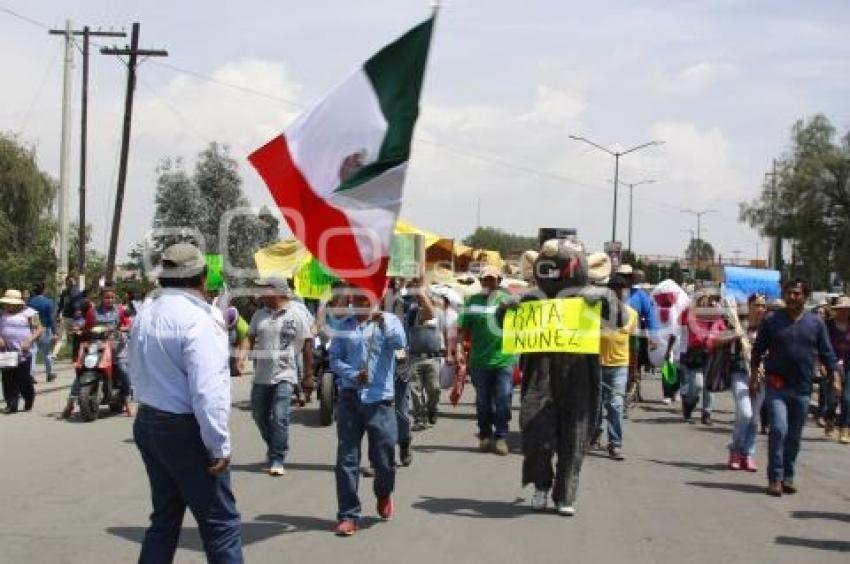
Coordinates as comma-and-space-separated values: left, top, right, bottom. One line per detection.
813, 303, 832, 429
0, 290, 42, 413
27, 283, 57, 382
679, 294, 717, 424
128, 243, 243, 563
56, 275, 83, 355
330, 290, 406, 536
751, 279, 839, 497
616, 265, 659, 406
248, 277, 313, 477
224, 306, 250, 377
458, 266, 517, 456
826, 296, 850, 443
598, 274, 637, 461
404, 278, 444, 431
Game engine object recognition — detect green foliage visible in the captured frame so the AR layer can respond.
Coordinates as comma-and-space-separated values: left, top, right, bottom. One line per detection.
152, 142, 280, 280
741, 114, 850, 289
684, 238, 715, 262
0, 133, 57, 291
463, 226, 538, 257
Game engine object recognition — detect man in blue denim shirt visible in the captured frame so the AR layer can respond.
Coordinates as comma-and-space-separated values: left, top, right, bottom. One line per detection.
751, 279, 838, 498
330, 291, 406, 536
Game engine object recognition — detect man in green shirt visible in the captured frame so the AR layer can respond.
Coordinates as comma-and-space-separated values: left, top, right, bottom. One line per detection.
458, 265, 517, 455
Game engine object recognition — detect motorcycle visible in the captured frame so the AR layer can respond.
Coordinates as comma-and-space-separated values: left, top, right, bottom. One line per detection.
312, 333, 337, 426
74, 325, 129, 422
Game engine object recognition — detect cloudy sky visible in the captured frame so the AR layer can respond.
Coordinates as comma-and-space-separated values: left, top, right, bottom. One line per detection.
2, 0, 849, 263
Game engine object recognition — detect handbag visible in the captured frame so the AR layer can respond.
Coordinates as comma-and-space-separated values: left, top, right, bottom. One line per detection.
661, 360, 679, 387
438, 360, 455, 390
0, 351, 20, 368
704, 344, 733, 392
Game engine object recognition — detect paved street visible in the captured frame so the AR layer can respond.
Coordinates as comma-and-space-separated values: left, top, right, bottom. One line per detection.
0, 362, 848, 563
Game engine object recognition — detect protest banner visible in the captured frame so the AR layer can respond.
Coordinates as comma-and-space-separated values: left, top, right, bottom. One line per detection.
502, 298, 601, 354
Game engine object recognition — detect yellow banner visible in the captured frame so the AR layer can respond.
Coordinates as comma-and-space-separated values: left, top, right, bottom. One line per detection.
502, 298, 601, 354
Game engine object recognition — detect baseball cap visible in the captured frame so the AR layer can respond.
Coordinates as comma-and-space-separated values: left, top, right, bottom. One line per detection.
160, 243, 206, 278
254, 275, 293, 297
479, 265, 502, 280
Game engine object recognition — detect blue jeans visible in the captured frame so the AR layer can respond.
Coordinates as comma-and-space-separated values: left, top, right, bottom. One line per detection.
33, 328, 55, 377
599, 366, 627, 447
394, 378, 411, 446
251, 382, 292, 464
679, 364, 714, 414
470, 366, 513, 440
335, 390, 397, 521
765, 388, 809, 483
729, 372, 765, 457
133, 405, 242, 564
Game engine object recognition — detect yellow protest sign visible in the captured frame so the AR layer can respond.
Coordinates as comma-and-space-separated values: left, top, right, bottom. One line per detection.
502, 298, 601, 354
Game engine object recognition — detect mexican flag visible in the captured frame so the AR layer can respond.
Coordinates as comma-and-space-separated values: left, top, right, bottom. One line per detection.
249, 17, 434, 297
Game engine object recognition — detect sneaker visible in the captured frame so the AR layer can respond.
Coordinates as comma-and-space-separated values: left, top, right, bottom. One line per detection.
555, 503, 576, 516
47, 373, 57, 383
825, 422, 836, 439
531, 488, 548, 511
412, 422, 428, 432
493, 439, 509, 456
479, 437, 493, 453
662, 397, 672, 406
427, 411, 437, 426
816, 416, 827, 428
608, 445, 625, 461
728, 452, 742, 470
682, 400, 695, 421
269, 461, 286, 476
377, 495, 394, 520
399, 444, 412, 467
701, 412, 713, 426
335, 519, 358, 537
766, 481, 783, 497
781, 481, 797, 495
741, 457, 758, 472
840, 428, 850, 444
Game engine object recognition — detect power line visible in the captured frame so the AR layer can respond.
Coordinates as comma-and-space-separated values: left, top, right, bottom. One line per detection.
0, 4, 49, 29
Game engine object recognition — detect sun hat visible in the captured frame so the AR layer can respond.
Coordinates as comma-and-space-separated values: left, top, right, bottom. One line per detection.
479, 265, 502, 280
587, 252, 612, 285
160, 243, 206, 278
0, 290, 25, 305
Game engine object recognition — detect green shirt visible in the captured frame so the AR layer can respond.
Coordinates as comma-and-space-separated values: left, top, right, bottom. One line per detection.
458, 291, 517, 370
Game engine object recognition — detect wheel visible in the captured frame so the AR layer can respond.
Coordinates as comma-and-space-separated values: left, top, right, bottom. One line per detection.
78, 382, 100, 422
319, 372, 335, 426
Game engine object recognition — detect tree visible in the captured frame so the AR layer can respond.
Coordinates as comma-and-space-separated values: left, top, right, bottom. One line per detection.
152, 142, 280, 278
0, 133, 57, 291
68, 222, 107, 290
684, 238, 715, 263
740, 114, 850, 289
463, 226, 538, 257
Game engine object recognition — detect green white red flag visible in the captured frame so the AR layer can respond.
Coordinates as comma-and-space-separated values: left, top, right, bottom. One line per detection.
249, 17, 434, 297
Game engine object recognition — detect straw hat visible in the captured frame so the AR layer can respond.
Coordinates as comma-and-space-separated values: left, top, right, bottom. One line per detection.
832, 296, 850, 309
0, 290, 25, 305
587, 252, 612, 285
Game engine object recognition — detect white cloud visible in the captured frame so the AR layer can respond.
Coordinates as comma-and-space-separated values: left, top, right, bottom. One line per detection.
659, 61, 739, 94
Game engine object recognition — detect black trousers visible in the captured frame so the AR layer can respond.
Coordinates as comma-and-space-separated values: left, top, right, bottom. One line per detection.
520, 353, 600, 505
2, 358, 34, 412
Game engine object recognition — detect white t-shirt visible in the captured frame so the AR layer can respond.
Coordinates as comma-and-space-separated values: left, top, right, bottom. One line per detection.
249, 306, 311, 385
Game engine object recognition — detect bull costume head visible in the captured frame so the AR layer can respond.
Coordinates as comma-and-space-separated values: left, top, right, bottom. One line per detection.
533, 238, 588, 298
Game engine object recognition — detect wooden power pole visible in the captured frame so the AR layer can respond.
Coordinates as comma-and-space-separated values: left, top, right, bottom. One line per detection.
101, 22, 167, 284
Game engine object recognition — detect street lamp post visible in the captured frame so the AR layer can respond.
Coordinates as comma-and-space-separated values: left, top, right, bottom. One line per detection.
568, 135, 664, 244
681, 208, 717, 280
621, 179, 656, 252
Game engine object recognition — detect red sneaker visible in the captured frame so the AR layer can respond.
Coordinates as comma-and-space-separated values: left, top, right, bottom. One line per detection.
377, 495, 394, 520
334, 519, 358, 537
741, 457, 758, 472
728, 452, 742, 470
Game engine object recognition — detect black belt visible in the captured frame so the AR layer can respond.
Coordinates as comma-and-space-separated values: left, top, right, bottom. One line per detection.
138, 403, 195, 419
410, 352, 444, 359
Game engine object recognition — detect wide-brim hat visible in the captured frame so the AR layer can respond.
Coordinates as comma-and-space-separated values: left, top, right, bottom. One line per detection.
832, 296, 850, 309
0, 289, 25, 305
587, 252, 612, 285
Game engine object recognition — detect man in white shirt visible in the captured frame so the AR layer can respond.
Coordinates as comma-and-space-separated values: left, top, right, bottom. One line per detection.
248, 277, 313, 476
129, 243, 243, 563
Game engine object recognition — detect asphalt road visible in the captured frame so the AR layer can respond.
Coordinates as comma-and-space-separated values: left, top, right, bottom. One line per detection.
0, 362, 847, 563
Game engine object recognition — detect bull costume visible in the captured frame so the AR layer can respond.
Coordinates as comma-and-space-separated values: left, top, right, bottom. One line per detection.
511, 239, 627, 515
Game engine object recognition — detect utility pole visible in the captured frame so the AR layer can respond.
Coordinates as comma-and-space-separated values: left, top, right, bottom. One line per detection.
47, 20, 74, 289
765, 159, 782, 272
620, 178, 655, 252
681, 208, 716, 281
101, 22, 167, 284
50, 25, 127, 287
